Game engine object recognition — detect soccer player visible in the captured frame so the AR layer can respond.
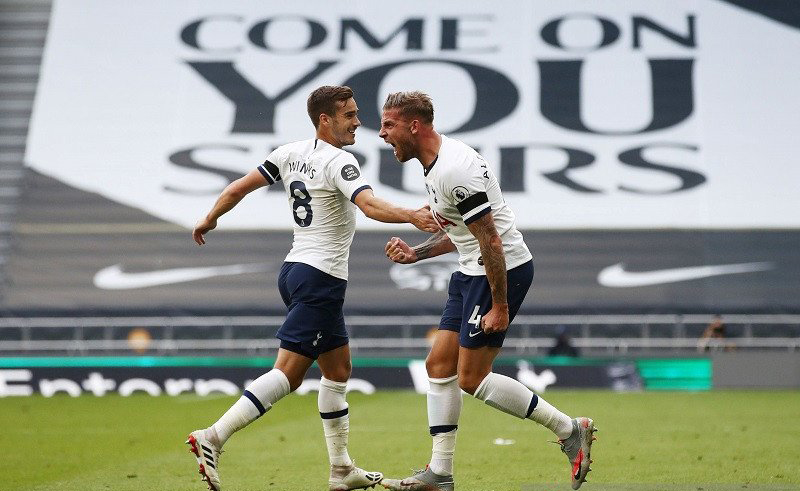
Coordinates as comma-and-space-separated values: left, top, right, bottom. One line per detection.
186, 85, 437, 491
378, 92, 597, 491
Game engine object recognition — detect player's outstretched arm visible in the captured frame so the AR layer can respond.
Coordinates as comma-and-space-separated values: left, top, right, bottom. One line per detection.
354, 189, 438, 233
192, 169, 268, 245
385, 231, 455, 264
467, 212, 509, 333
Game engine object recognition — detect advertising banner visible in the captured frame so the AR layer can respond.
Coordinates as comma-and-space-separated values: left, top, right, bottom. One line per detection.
26, 0, 800, 230
0, 356, 715, 397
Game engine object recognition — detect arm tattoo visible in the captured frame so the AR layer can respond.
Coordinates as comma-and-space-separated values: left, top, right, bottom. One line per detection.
468, 214, 507, 304
413, 230, 451, 260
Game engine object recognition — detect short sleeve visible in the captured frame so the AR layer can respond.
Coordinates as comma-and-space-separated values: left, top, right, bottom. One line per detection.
257, 148, 282, 185
446, 155, 491, 225
329, 154, 371, 202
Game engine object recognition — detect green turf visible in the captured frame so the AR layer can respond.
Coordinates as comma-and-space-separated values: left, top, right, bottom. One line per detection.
3, 390, 799, 490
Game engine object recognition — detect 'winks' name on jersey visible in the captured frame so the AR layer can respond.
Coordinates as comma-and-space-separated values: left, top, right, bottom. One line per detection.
287, 159, 316, 178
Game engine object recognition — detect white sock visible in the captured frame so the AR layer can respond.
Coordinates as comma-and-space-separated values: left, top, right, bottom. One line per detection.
474, 372, 535, 419
473, 373, 573, 439
427, 375, 461, 476
527, 396, 574, 440
318, 377, 353, 467
211, 368, 290, 447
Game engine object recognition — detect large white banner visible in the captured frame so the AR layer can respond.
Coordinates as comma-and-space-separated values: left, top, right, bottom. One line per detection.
26, 0, 800, 229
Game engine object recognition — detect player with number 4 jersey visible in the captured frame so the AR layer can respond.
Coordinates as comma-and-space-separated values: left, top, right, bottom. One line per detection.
379, 91, 596, 491
186, 86, 436, 491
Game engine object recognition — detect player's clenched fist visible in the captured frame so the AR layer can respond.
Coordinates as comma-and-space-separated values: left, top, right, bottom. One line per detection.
385, 237, 418, 264
480, 303, 510, 333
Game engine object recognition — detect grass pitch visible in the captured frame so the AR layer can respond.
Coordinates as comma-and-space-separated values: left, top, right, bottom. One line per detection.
4, 390, 799, 491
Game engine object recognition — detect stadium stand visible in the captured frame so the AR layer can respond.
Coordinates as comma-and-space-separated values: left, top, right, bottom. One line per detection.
0, 1, 49, 297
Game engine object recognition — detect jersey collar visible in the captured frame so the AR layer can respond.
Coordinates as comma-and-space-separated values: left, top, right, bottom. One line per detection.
423, 154, 439, 177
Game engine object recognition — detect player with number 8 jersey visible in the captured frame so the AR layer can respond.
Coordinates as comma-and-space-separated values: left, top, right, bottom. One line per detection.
259, 138, 372, 281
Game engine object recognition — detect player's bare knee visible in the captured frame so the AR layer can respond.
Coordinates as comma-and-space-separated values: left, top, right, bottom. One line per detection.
426, 355, 456, 379
424, 356, 440, 375
321, 365, 351, 383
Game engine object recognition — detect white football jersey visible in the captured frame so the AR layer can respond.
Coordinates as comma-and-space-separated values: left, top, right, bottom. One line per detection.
258, 138, 371, 280
424, 135, 532, 276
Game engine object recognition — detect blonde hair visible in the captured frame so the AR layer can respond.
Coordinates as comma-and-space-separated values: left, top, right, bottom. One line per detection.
382, 91, 434, 124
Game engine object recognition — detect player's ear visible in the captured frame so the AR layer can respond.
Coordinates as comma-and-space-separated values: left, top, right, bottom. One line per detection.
319, 113, 331, 127
409, 119, 419, 134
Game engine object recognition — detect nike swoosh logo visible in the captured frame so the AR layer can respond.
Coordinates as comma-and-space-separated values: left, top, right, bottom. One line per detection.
94, 263, 273, 290
468, 328, 483, 337
598, 262, 773, 288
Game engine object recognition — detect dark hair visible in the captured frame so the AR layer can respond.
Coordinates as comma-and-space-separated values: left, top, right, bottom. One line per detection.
307, 85, 354, 128
382, 91, 434, 124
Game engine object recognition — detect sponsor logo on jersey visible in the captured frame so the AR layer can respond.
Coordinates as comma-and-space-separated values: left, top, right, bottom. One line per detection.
432, 209, 456, 229
341, 164, 360, 181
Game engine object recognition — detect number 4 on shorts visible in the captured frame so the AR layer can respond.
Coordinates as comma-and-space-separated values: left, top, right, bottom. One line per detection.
468, 305, 482, 326
467, 305, 482, 335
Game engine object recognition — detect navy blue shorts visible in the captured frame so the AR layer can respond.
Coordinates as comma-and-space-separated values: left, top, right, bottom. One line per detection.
276, 262, 349, 360
440, 260, 533, 348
